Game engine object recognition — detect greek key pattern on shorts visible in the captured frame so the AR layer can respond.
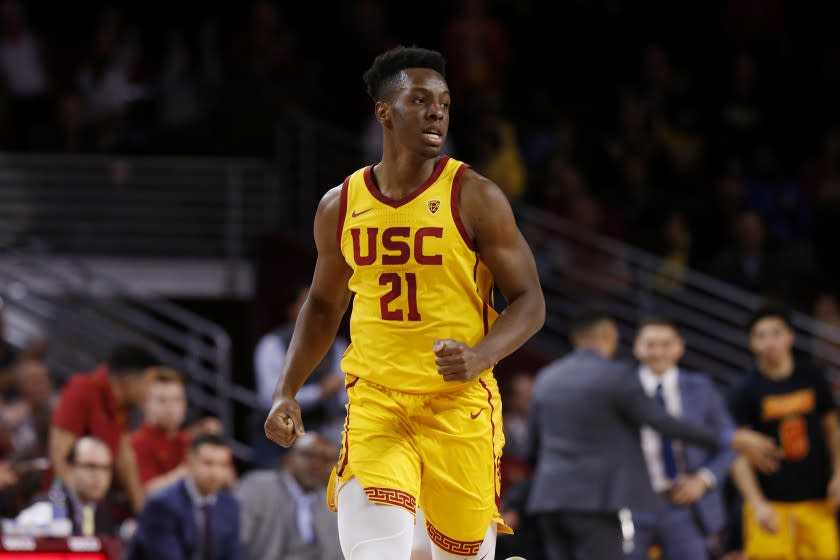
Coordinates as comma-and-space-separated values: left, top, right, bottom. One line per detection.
425, 521, 482, 556
364, 487, 416, 514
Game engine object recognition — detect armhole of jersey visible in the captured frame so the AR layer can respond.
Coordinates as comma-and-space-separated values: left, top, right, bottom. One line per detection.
336, 176, 350, 245
450, 163, 476, 251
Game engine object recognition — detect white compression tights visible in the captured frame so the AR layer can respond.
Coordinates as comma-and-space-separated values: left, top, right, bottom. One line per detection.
336, 478, 497, 560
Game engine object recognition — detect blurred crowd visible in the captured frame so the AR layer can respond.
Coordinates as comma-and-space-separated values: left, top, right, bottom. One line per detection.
3, 299, 839, 559
0, 0, 838, 311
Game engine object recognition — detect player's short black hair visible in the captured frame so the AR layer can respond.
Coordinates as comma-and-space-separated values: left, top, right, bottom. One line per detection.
747, 305, 794, 332
363, 46, 446, 101
106, 343, 160, 378
568, 307, 614, 338
189, 433, 228, 454
637, 316, 682, 336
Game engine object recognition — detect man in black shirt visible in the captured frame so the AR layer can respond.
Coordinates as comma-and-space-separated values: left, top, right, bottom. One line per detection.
730, 305, 840, 559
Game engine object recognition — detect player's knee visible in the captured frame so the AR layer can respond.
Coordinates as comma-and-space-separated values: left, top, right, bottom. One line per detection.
345, 524, 414, 560
337, 478, 416, 559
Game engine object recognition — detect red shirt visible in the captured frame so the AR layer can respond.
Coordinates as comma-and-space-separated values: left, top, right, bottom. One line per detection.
131, 424, 190, 483
51, 366, 127, 457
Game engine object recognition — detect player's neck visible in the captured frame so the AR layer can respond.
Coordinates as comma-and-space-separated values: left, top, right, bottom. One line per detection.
757, 354, 794, 380
375, 147, 438, 199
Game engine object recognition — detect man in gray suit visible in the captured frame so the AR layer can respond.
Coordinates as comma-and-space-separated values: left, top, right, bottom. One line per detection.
526, 309, 780, 560
629, 318, 737, 560
237, 433, 343, 560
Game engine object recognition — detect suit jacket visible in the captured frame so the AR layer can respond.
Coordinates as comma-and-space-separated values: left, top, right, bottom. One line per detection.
129, 479, 241, 560
19, 481, 119, 537
235, 469, 342, 560
526, 349, 726, 515
647, 370, 737, 534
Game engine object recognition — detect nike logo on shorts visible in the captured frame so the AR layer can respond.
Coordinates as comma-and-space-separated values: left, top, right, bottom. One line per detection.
352, 208, 372, 217
470, 408, 484, 420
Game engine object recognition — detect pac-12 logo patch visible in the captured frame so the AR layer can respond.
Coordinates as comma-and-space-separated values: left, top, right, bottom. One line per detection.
427, 199, 440, 214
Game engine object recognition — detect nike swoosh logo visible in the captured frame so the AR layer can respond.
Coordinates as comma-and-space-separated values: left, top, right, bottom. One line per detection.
470, 409, 484, 420
351, 208, 372, 218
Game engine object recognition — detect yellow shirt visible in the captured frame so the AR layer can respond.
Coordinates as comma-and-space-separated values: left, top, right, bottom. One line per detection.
338, 156, 497, 393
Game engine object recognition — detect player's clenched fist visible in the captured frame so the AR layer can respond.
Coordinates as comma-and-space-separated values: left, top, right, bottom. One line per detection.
433, 338, 491, 382
264, 396, 306, 448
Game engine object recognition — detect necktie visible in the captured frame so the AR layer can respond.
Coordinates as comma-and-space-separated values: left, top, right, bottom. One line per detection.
81, 505, 95, 536
655, 383, 679, 479
202, 503, 214, 560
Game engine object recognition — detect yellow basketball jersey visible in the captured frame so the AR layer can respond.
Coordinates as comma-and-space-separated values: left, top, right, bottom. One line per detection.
337, 156, 497, 393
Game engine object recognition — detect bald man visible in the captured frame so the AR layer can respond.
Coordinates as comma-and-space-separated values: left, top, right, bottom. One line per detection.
17, 436, 117, 536
237, 433, 342, 560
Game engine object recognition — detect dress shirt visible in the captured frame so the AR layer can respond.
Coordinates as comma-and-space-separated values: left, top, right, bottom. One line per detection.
639, 366, 682, 492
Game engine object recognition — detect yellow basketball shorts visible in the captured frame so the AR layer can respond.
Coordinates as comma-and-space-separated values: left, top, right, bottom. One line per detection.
327, 373, 511, 556
743, 500, 839, 560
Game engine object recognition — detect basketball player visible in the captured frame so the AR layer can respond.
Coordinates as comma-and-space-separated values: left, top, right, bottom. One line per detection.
264, 46, 546, 559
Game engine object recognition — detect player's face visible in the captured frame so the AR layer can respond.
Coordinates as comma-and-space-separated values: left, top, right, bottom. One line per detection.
188, 444, 232, 496
750, 317, 794, 363
386, 68, 450, 158
144, 381, 187, 431
633, 325, 685, 374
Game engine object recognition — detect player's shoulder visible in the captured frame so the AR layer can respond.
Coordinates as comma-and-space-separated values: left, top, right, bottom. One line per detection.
458, 167, 506, 201
456, 166, 512, 221
318, 181, 346, 213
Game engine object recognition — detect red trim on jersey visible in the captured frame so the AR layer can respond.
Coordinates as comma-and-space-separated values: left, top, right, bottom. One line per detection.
363, 156, 449, 208
426, 521, 483, 556
479, 378, 501, 510
450, 163, 475, 250
336, 176, 350, 245
336, 376, 358, 477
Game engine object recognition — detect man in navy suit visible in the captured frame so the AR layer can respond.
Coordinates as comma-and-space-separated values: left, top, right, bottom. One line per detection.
627, 317, 737, 560
130, 433, 241, 560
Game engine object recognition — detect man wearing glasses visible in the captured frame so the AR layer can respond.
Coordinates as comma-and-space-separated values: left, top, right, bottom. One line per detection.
16, 436, 117, 536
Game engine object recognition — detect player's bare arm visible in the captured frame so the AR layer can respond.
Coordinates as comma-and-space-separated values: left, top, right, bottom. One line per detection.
435, 170, 545, 381
264, 185, 353, 447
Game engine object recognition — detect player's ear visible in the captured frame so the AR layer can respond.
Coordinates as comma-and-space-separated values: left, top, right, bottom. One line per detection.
374, 101, 390, 126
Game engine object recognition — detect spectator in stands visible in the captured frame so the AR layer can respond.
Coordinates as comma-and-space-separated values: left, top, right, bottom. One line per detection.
16, 436, 118, 536
131, 366, 191, 494
468, 92, 527, 200
129, 433, 241, 560
443, 0, 509, 97
0, 358, 55, 515
253, 284, 346, 465
49, 343, 159, 513
236, 433, 341, 560
0, 0, 52, 150
503, 371, 534, 462
0, 301, 20, 397
651, 210, 693, 295
627, 318, 737, 560
76, 8, 141, 152
729, 306, 840, 560
710, 210, 786, 299
5, 358, 54, 460
501, 371, 535, 500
